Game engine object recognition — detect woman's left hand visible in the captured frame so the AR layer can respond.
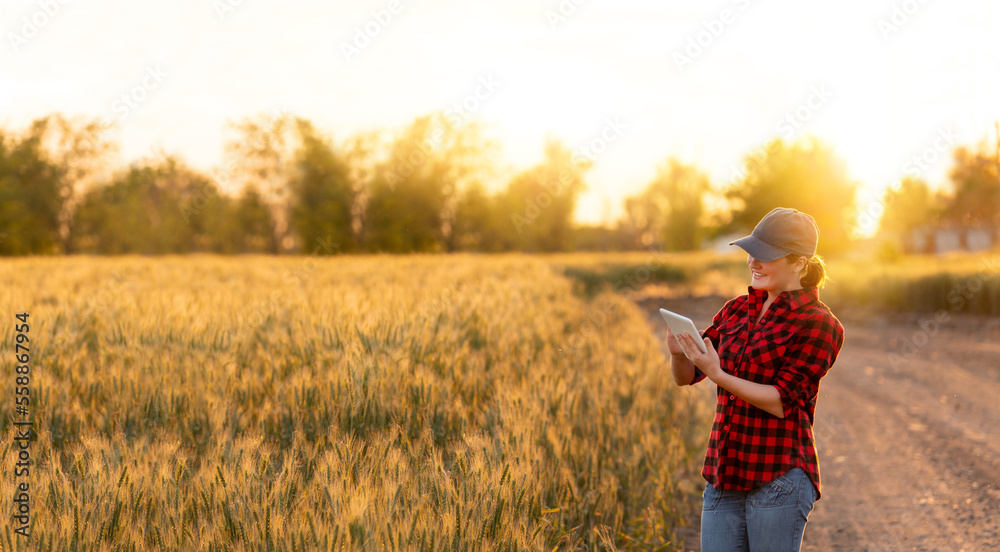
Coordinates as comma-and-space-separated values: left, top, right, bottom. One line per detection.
676, 332, 723, 381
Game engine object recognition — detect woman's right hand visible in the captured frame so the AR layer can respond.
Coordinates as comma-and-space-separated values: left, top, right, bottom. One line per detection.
666, 325, 698, 386
664, 326, 686, 357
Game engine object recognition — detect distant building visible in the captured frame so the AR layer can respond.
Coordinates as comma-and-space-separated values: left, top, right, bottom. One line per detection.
907, 225, 996, 254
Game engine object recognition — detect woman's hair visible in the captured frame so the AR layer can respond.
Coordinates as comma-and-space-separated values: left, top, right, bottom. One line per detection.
785, 253, 828, 288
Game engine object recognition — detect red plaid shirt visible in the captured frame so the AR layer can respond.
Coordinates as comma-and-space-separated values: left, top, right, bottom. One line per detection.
690, 286, 845, 499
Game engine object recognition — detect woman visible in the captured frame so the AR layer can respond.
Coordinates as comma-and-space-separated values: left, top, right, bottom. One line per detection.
668, 207, 845, 552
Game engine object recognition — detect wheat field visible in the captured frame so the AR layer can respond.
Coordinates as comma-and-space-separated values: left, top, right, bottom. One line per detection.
0, 254, 713, 552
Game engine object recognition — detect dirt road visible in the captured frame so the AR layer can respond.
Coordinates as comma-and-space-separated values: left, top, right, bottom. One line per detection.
640, 295, 1000, 552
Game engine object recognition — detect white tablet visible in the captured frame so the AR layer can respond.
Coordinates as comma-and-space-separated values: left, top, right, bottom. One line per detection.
659, 308, 707, 357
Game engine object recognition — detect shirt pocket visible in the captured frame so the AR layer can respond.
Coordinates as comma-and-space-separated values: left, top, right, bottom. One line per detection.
744, 323, 797, 381
716, 318, 746, 363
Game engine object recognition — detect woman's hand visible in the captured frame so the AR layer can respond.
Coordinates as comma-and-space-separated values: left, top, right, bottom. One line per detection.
663, 326, 686, 356
675, 331, 723, 381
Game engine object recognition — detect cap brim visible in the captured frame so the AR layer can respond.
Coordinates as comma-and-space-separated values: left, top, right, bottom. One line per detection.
729, 235, 790, 262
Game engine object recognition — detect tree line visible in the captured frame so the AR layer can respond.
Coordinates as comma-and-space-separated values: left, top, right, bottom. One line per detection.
1, 113, 997, 256
878, 125, 1000, 254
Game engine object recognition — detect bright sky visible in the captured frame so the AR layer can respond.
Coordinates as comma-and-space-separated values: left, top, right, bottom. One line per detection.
2, 0, 999, 231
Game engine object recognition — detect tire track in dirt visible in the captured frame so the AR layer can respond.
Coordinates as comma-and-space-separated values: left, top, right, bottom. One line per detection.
804, 318, 1000, 552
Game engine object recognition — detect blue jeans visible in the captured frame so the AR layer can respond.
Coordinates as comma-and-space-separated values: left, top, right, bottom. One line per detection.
701, 468, 817, 552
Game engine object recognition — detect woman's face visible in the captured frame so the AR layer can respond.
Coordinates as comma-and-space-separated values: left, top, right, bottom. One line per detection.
747, 254, 804, 293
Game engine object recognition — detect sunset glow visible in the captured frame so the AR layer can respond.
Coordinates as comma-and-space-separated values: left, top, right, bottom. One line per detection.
3, 0, 999, 228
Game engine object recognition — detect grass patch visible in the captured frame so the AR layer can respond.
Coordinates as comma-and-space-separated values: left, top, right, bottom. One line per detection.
824, 252, 1000, 315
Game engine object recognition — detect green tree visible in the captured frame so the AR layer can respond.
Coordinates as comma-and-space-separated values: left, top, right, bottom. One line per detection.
498, 139, 589, 252
450, 180, 502, 252
0, 115, 110, 255
364, 113, 493, 252
623, 159, 709, 251
947, 132, 1000, 246
878, 177, 943, 254
726, 137, 857, 256
232, 185, 278, 253
287, 119, 356, 253
0, 124, 65, 254
222, 111, 296, 251
70, 157, 229, 254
